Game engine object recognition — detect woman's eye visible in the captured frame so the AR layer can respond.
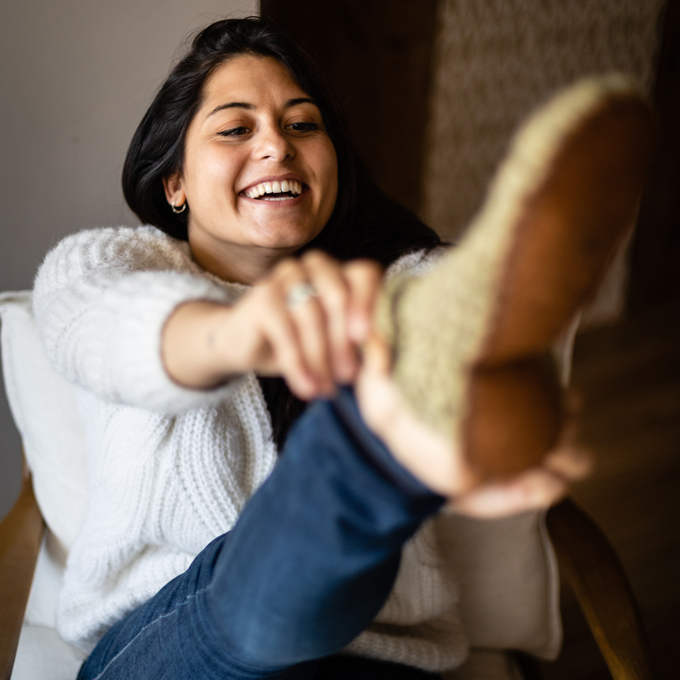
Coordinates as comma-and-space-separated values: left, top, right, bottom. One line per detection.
218, 126, 249, 137
287, 122, 320, 133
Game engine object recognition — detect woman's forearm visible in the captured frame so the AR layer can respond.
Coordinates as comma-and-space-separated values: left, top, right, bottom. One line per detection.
161, 300, 245, 390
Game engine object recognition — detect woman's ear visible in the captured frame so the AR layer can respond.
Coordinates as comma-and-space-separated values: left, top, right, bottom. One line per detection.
163, 172, 186, 208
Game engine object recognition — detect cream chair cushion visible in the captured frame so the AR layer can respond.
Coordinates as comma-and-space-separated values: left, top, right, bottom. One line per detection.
438, 510, 561, 657
12, 625, 85, 680
0, 292, 88, 554
0, 291, 88, 630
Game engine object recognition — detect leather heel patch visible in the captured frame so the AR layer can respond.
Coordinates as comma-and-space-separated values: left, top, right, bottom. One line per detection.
464, 356, 562, 477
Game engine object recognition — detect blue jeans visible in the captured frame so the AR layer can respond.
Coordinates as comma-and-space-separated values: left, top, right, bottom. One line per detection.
78, 389, 445, 680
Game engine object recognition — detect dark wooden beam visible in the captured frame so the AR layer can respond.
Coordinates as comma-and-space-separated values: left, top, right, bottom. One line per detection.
629, 0, 680, 309
260, 0, 438, 216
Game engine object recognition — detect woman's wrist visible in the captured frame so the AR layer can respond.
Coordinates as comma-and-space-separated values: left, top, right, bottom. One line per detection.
161, 299, 241, 390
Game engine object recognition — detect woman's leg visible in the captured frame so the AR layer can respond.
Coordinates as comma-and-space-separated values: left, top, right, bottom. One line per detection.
78, 388, 445, 680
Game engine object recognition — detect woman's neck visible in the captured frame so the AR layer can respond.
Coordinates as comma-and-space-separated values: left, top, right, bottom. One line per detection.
189, 235, 296, 285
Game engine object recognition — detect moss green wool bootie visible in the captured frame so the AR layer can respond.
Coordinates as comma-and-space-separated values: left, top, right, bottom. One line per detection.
376, 75, 654, 479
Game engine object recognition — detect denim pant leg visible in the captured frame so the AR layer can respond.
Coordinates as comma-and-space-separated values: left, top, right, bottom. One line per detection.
78, 388, 445, 680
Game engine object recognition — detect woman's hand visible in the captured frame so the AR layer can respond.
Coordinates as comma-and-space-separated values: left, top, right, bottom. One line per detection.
162, 251, 383, 399
356, 334, 591, 517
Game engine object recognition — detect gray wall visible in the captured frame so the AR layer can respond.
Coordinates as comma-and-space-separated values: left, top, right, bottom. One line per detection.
0, 0, 258, 519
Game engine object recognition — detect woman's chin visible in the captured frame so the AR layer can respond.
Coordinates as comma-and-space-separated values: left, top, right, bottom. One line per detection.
244, 223, 325, 253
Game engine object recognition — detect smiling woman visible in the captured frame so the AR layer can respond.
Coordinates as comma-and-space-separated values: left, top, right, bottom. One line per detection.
163, 55, 338, 284
28, 15, 613, 680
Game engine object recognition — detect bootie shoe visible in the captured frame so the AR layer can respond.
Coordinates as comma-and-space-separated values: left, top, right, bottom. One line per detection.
376, 75, 653, 478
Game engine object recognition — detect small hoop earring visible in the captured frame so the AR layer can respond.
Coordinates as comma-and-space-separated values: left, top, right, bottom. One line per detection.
171, 200, 187, 214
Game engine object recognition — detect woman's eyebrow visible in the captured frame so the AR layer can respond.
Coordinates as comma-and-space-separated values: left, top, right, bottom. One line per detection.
207, 97, 317, 118
208, 102, 254, 117
285, 97, 317, 108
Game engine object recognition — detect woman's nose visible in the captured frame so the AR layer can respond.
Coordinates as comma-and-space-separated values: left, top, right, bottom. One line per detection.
255, 125, 295, 162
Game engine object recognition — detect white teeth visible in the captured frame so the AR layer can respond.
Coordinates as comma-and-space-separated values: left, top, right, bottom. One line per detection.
244, 180, 303, 199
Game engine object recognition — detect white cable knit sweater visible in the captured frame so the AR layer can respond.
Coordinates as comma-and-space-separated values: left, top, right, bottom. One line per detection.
32, 225, 472, 671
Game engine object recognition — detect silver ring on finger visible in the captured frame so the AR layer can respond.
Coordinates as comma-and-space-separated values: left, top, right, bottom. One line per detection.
286, 282, 319, 309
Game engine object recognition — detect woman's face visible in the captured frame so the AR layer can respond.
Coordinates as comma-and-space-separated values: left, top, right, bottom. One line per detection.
164, 54, 338, 282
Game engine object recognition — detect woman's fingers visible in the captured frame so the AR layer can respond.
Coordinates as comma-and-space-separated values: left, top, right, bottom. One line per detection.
301, 252, 384, 384
246, 283, 319, 398
447, 466, 569, 518
343, 259, 384, 343
447, 445, 592, 518
301, 251, 357, 384
240, 252, 384, 399
543, 445, 593, 482
263, 260, 334, 397
283, 252, 383, 392
284, 296, 335, 395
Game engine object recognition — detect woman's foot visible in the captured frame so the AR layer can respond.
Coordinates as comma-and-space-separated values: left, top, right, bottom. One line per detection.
374, 74, 653, 478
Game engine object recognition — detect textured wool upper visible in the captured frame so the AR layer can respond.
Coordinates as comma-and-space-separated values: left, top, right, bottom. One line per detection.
32, 225, 471, 671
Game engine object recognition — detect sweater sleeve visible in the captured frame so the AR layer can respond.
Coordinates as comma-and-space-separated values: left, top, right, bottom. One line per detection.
385, 247, 448, 281
33, 226, 247, 413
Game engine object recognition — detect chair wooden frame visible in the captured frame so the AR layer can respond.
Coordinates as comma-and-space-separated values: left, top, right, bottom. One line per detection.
0, 464, 45, 680
0, 464, 653, 680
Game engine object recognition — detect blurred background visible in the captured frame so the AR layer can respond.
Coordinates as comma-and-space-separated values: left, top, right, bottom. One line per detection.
1, 1, 678, 677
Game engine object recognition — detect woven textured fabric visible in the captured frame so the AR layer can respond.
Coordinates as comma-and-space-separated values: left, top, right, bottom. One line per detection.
422, 0, 664, 241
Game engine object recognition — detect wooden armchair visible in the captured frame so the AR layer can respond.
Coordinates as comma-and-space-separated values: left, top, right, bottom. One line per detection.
0, 463, 44, 680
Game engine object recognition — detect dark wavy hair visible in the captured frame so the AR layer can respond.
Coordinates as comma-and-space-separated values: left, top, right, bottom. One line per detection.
122, 17, 443, 447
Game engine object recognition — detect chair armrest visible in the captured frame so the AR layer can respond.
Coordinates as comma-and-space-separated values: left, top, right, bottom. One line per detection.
0, 460, 45, 680
546, 497, 653, 680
